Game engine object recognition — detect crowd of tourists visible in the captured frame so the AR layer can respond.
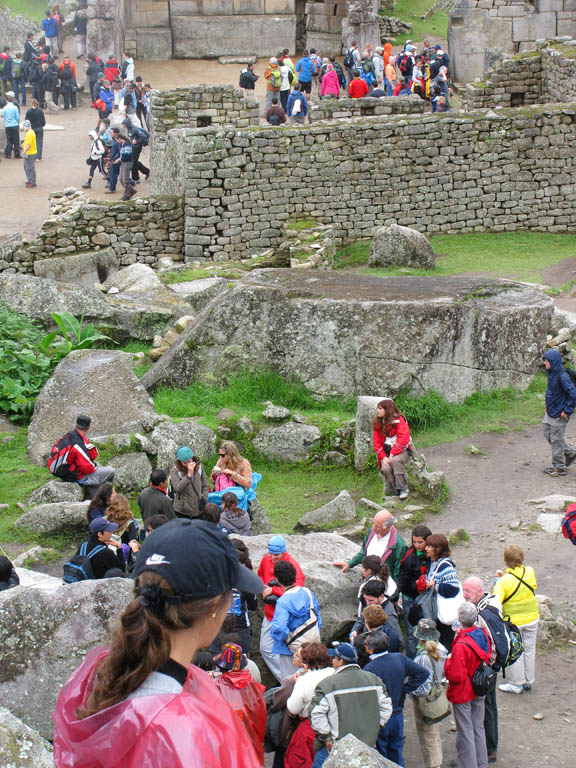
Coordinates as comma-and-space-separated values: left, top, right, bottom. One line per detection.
239, 40, 452, 126
0, 403, 544, 768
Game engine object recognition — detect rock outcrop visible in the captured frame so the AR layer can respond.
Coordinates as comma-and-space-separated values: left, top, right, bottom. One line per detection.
27, 350, 158, 466
0, 577, 134, 739
324, 734, 400, 767
27, 480, 84, 506
253, 423, 322, 462
0, 707, 54, 768
15, 502, 90, 535
148, 419, 217, 472
369, 224, 437, 269
297, 491, 357, 531
142, 270, 553, 403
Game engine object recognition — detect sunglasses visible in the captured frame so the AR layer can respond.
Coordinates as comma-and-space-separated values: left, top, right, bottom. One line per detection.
219, 453, 226, 457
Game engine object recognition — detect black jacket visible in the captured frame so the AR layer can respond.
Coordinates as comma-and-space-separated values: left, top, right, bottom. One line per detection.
0, 567, 20, 591
396, 547, 430, 599
25, 106, 46, 132
83, 538, 125, 579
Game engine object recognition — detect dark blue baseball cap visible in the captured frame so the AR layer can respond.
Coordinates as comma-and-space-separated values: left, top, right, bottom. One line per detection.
133, 518, 264, 602
328, 642, 358, 663
89, 517, 118, 534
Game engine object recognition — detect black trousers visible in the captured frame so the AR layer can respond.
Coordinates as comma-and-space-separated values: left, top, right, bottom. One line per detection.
130, 144, 149, 181
484, 684, 498, 755
4, 126, 21, 158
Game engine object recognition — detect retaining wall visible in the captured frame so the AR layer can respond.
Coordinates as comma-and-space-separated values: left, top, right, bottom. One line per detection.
309, 95, 427, 121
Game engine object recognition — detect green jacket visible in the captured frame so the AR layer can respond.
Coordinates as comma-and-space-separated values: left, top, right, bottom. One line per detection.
347, 527, 408, 580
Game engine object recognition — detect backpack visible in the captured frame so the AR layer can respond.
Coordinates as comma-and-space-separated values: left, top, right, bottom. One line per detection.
269, 68, 281, 88
460, 639, 497, 697
268, 113, 281, 126
399, 54, 409, 75
134, 127, 149, 146
63, 542, 106, 583
343, 48, 355, 70
362, 60, 372, 74
0, 55, 6, 76
480, 603, 523, 671
562, 502, 576, 544
48, 432, 79, 481
563, 366, 576, 389
61, 62, 74, 80
416, 660, 451, 725
13, 60, 23, 80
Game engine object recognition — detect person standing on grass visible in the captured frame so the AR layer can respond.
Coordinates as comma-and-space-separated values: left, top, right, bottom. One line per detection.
22, 119, 37, 188
542, 348, 576, 476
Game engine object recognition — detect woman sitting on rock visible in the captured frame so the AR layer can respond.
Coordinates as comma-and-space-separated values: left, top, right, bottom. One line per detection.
106, 493, 140, 570
372, 398, 413, 500
220, 492, 252, 537
211, 441, 253, 492
171, 446, 210, 519
86, 482, 117, 523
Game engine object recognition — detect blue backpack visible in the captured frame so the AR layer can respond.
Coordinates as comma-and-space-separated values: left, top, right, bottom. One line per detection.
63, 542, 105, 583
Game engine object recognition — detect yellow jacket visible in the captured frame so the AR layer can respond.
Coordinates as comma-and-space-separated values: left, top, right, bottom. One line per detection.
494, 565, 539, 626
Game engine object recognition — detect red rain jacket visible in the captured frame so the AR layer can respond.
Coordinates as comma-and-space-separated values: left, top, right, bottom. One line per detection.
213, 670, 267, 763
52, 647, 262, 768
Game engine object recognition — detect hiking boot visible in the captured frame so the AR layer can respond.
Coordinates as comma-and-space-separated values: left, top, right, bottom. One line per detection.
81, 181, 92, 189
543, 466, 566, 476
398, 489, 409, 500
498, 682, 522, 694
522, 683, 532, 691
565, 451, 576, 467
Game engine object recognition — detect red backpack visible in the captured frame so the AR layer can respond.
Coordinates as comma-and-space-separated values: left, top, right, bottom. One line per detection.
48, 432, 80, 481
561, 503, 576, 545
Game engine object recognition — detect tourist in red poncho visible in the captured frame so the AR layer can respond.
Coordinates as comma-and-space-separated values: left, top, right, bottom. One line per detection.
372, 398, 414, 500
212, 643, 267, 764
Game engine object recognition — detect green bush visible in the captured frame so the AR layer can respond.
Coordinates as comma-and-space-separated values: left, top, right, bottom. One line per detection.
0, 304, 56, 423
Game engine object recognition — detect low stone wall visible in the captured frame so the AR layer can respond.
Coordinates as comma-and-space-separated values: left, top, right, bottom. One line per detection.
150, 85, 260, 181
169, 103, 576, 262
0, 8, 40, 51
462, 51, 543, 110
3, 192, 184, 274
542, 40, 576, 103
309, 95, 427, 122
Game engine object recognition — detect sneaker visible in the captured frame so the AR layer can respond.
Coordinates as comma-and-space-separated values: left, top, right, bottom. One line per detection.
488, 754, 497, 764
522, 683, 532, 691
81, 182, 92, 189
565, 452, 576, 467
25, 182, 36, 187
498, 682, 522, 694
104, 189, 116, 194
398, 489, 409, 500
543, 466, 566, 477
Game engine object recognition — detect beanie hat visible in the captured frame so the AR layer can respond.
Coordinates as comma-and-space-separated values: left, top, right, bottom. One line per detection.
176, 446, 194, 462
268, 535, 286, 554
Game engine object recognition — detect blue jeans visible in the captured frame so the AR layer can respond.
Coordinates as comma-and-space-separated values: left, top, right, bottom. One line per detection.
108, 162, 120, 191
312, 746, 329, 767
386, 79, 394, 96
402, 595, 418, 659
14, 77, 27, 105
376, 710, 405, 766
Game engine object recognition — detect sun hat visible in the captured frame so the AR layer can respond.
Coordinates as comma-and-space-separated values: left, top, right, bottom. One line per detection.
176, 446, 194, 462
414, 618, 440, 642
89, 517, 119, 534
327, 642, 358, 663
133, 518, 264, 603
268, 535, 287, 554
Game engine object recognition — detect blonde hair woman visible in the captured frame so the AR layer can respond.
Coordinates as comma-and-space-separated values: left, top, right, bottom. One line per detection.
106, 494, 140, 566
211, 441, 252, 491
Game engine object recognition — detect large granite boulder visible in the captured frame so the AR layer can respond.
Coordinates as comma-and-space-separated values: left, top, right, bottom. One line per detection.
369, 224, 437, 269
0, 273, 188, 342
253, 423, 322, 462
105, 263, 167, 295
325, 734, 400, 767
297, 490, 357, 531
148, 419, 217, 473
168, 276, 229, 312
112, 452, 152, 492
142, 270, 553, 402
0, 708, 54, 768
27, 350, 158, 466
27, 480, 84, 506
0, 577, 134, 739
33, 247, 118, 288
15, 501, 90, 534
237, 533, 361, 640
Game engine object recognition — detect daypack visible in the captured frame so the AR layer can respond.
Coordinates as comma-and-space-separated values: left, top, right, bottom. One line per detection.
343, 49, 355, 70
0, 55, 7, 76
63, 542, 106, 583
480, 603, 523, 670
399, 54, 409, 74
362, 60, 373, 74
48, 432, 79, 481
61, 62, 74, 80
461, 639, 497, 697
563, 366, 576, 389
269, 68, 282, 88
562, 502, 576, 544
268, 113, 281, 126
416, 660, 451, 725
13, 59, 24, 80
133, 126, 149, 146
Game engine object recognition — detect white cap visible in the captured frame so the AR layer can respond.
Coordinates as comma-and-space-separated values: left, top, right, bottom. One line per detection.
270, 57, 278, 65
6, 91, 15, 98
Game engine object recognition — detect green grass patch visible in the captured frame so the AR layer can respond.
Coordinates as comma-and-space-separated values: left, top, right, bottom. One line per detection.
161, 265, 248, 284
286, 218, 318, 231
1, 0, 46, 23
334, 240, 371, 269
386, 0, 448, 45
544, 278, 576, 297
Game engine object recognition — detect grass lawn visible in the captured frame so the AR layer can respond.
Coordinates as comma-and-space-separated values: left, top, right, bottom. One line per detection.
334, 232, 576, 284
386, 0, 449, 46
1, 0, 46, 23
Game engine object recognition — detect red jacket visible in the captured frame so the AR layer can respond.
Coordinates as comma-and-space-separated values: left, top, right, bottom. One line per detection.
213, 671, 267, 763
372, 415, 411, 463
349, 78, 369, 98
444, 626, 491, 704
52, 647, 261, 768
258, 553, 305, 621
104, 60, 120, 82
71, 430, 99, 480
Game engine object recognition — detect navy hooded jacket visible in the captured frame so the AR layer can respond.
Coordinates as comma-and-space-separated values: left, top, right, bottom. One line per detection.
365, 651, 429, 713
544, 349, 576, 418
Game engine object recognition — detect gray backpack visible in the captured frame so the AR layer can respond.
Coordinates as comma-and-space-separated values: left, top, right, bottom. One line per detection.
416, 658, 451, 725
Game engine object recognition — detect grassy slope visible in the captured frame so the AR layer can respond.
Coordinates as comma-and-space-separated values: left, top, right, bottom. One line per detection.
335, 232, 576, 284
387, 0, 449, 46
1, 1, 46, 23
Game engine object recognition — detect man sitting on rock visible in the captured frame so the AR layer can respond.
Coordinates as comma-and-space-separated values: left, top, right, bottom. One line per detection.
333, 510, 407, 581
48, 415, 115, 499
137, 469, 174, 525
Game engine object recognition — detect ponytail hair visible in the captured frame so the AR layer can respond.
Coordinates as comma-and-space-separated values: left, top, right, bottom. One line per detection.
425, 639, 441, 662
76, 572, 230, 718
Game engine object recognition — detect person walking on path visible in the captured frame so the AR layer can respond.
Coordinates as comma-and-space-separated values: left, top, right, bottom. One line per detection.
21, 119, 37, 187
542, 348, 576, 476
25, 99, 45, 160
42, 10, 60, 58
82, 130, 106, 189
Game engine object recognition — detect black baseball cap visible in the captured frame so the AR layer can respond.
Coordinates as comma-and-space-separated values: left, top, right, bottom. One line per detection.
76, 414, 91, 429
133, 519, 264, 602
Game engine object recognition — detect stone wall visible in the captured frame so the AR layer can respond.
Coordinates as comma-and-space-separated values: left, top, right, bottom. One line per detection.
159, 104, 576, 262
542, 39, 576, 102
0, 8, 40, 52
448, 0, 576, 84
309, 94, 427, 122
87, 0, 128, 60
150, 85, 260, 183
1, 192, 184, 274
305, 0, 347, 56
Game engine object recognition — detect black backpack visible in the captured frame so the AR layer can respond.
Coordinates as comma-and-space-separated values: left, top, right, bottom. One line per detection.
343, 49, 355, 69
480, 603, 523, 671
61, 62, 74, 80
63, 542, 106, 583
134, 127, 149, 146
461, 639, 497, 696
563, 366, 576, 389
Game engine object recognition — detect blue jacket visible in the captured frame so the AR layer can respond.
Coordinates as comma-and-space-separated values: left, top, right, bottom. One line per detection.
99, 87, 114, 112
42, 17, 59, 38
286, 91, 308, 117
295, 56, 316, 83
109, 139, 121, 164
270, 586, 322, 655
365, 652, 429, 713
545, 348, 576, 418
3, 102, 20, 128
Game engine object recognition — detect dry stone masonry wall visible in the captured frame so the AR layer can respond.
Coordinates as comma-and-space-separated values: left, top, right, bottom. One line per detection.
541, 39, 576, 101
153, 104, 576, 262
309, 95, 427, 121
